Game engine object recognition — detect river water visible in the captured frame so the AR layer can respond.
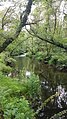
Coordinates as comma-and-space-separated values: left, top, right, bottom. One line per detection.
15, 56, 67, 118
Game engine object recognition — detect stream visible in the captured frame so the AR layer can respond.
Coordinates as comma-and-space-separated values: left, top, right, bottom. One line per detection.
14, 56, 67, 119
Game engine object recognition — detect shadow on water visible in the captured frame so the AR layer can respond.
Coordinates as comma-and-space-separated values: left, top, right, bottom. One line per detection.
14, 56, 67, 118
35, 62, 67, 119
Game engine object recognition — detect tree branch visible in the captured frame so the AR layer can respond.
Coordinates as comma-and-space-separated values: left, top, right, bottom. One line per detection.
26, 27, 67, 51
2, 7, 11, 30
25, 19, 43, 25
0, 0, 32, 53
10, 37, 30, 56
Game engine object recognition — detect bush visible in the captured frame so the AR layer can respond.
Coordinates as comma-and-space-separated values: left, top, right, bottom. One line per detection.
0, 52, 16, 75
21, 74, 41, 98
4, 97, 35, 119
0, 73, 41, 99
34, 51, 46, 60
0, 73, 41, 119
48, 52, 67, 66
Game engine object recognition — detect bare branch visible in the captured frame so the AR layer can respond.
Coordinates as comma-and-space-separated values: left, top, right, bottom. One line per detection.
2, 7, 11, 30
25, 19, 43, 25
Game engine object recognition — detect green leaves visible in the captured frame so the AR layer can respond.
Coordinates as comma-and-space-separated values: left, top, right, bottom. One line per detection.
4, 97, 34, 119
48, 52, 67, 66
21, 74, 41, 98
0, 72, 41, 119
0, 73, 36, 119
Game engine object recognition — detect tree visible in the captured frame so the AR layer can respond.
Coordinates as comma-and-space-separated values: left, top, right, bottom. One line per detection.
26, 0, 67, 51
0, 0, 67, 53
0, 0, 33, 53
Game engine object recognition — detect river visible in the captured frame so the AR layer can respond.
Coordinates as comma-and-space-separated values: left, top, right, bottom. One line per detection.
14, 56, 67, 119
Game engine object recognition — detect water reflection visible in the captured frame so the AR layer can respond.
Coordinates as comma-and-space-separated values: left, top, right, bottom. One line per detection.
57, 85, 67, 108
14, 56, 67, 118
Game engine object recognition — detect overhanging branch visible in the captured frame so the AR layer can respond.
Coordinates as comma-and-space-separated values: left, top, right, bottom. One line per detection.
0, 0, 32, 53
26, 27, 67, 51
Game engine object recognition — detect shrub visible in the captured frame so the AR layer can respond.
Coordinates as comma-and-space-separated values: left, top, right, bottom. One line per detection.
22, 74, 41, 98
4, 97, 35, 119
34, 51, 46, 60
0, 74, 35, 119
0, 52, 16, 75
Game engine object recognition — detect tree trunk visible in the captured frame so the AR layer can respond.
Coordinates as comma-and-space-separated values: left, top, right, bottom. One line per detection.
0, 0, 32, 53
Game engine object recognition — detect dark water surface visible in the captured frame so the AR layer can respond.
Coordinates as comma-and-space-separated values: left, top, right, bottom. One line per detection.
15, 56, 67, 118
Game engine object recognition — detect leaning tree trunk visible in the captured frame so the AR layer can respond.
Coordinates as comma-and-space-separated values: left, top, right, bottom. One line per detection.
0, 0, 32, 53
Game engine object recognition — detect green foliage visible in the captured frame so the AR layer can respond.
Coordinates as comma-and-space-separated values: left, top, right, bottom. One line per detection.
0, 53, 12, 74
7, 32, 25, 55
0, 0, 67, 118
0, 87, 34, 119
0, 52, 17, 75
22, 74, 41, 98
4, 97, 34, 119
0, 74, 24, 96
0, 73, 41, 98
48, 52, 67, 66
0, 73, 38, 119
34, 51, 46, 60
0, 62, 12, 74
0, 72, 41, 118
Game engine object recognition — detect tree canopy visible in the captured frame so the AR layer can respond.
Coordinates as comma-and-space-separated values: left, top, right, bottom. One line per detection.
0, 0, 67, 53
